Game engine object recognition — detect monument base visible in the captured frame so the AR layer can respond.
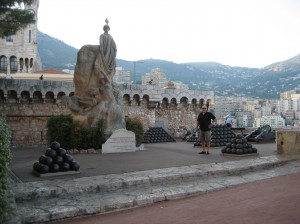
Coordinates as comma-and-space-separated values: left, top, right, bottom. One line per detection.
32, 170, 80, 177
102, 129, 142, 153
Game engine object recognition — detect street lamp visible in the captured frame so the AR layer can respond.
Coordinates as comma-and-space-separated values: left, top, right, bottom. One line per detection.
132, 61, 143, 84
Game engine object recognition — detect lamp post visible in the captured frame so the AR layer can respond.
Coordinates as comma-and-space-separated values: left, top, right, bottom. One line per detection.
132, 61, 143, 84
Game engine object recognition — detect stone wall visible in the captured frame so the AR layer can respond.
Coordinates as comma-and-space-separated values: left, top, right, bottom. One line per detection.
0, 79, 207, 146
0, 103, 71, 145
276, 130, 300, 155
0, 102, 199, 146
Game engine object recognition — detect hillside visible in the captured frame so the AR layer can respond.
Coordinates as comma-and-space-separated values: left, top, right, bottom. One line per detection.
37, 31, 300, 99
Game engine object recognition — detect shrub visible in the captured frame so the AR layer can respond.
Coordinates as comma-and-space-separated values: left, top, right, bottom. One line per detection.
46, 115, 106, 150
126, 118, 144, 147
46, 115, 78, 149
0, 116, 12, 223
71, 119, 106, 149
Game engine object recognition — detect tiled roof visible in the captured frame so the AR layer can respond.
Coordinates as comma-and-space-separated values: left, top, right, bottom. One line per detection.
34, 68, 69, 74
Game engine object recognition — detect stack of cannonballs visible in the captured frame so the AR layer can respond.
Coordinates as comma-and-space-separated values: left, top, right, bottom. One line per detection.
186, 134, 199, 143
194, 124, 236, 147
221, 134, 258, 155
33, 141, 80, 174
143, 127, 176, 143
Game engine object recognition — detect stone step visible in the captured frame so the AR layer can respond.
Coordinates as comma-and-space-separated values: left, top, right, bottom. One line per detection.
10, 156, 300, 223
12, 155, 289, 202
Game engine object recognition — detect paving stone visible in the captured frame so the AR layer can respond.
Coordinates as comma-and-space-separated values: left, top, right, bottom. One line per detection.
7, 155, 300, 223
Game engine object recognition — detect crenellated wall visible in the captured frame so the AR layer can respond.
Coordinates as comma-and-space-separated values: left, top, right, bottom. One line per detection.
0, 79, 213, 146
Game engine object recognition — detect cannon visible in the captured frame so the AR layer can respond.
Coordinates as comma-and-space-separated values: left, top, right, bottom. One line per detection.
245, 124, 275, 142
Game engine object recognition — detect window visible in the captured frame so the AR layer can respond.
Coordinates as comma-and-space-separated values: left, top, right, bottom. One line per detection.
6, 35, 13, 42
0, 56, 8, 71
29, 30, 31, 43
10, 56, 18, 72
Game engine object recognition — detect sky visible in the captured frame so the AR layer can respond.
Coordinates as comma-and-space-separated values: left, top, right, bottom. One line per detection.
37, 0, 300, 68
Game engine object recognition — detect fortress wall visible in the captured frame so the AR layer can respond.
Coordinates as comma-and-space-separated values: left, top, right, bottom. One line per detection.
0, 79, 207, 146
0, 103, 71, 145
1, 103, 199, 146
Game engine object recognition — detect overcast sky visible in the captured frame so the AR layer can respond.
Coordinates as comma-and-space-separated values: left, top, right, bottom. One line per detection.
37, 0, 300, 68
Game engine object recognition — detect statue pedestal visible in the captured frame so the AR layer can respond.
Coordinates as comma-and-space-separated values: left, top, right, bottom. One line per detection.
102, 129, 137, 153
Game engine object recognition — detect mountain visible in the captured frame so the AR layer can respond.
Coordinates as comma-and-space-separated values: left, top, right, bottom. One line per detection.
37, 31, 300, 99
38, 31, 78, 69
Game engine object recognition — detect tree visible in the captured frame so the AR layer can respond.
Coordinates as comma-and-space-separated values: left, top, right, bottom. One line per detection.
0, 0, 35, 38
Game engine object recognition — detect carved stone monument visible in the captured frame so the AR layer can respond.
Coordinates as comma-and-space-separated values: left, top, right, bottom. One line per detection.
102, 129, 136, 153
65, 19, 125, 134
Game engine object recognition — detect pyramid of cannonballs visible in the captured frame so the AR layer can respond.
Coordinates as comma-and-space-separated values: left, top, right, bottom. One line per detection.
33, 141, 80, 174
143, 127, 176, 143
221, 134, 258, 155
194, 124, 236, 147
186, 133, 199, 142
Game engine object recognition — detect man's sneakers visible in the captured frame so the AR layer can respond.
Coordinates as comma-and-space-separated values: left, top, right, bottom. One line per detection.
199, 151, 210, 154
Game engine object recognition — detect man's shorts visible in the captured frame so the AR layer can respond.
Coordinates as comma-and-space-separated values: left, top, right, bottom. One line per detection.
199, 130, 211, 142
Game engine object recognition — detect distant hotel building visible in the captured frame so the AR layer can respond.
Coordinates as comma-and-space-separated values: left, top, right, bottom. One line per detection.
253, 115, 285, 128
113, 67, 131, 84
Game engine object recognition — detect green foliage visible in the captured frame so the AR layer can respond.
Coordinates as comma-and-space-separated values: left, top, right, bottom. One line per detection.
46, 115, 106, 150
0, 0, 35, 38
126, 118, 144, 147
46, 115, 78, 149
0, 116, 12, 222
70, 120, 106, 150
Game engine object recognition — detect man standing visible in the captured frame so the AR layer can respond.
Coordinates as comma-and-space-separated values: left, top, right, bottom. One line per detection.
197, 105, 216, 154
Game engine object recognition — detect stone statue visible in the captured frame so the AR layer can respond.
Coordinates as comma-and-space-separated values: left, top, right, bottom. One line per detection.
65, 19, 125, 134
99, 18, 117, 79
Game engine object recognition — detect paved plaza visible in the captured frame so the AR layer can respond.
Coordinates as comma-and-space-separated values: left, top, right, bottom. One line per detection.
6, 141, 300, 224
9, 141, 277, 183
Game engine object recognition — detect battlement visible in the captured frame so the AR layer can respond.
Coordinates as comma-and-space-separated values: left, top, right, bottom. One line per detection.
0, 79, 214, 107
0, 79, 215, 145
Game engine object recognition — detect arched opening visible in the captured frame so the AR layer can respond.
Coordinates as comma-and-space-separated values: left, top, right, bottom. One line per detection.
25, 58, 29, 72
0, 90, 4, 103
10, 56, 18, 73
30, 58, 33, 68
19, 58, 24, 72
7, 90, 17, 103
20, 91, 30, 103
161, 97, 168, 108
57, 92, 66, 100
132, 94, 140, 106
33, 91, 43, 103
191, 98, 197, 108
0, 56, 8, 72
180, 97, 188, 107
199, 98, 205, 108
170, 98, 177, 108
141, 95, 149, 107
69, 92, 74, 97
123, 94, 130, 105
45, 91, 55, 103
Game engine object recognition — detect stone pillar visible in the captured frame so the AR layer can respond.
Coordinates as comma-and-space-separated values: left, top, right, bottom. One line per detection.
7, 58, 11, 75
276, 130, 300, 155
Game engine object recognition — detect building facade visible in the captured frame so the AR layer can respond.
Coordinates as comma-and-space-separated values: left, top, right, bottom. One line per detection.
0, 0, 41, 75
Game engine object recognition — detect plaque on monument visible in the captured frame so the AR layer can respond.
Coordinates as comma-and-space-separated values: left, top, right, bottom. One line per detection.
102, 129, 136, 153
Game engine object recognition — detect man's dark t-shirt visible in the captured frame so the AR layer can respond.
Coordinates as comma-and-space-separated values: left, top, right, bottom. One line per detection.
197, 112, 216, 131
